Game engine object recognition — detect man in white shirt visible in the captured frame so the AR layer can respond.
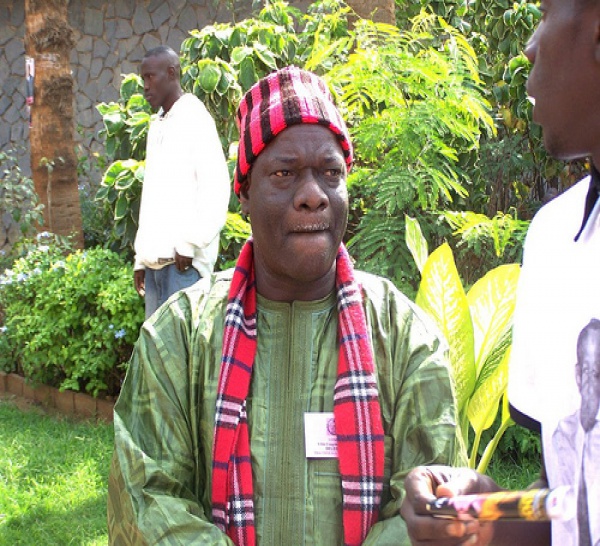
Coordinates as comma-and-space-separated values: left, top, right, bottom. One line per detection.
134, 45, 230, 318
401, 1, 600, 545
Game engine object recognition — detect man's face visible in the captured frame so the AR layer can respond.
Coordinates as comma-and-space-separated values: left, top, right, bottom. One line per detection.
141, 54, 173, 111
525, 0, 600, 160
240, 124, 349, 301
577, 328, 600, 431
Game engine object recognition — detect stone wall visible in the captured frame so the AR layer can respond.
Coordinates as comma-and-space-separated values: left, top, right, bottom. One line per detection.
0, 0, 310, 181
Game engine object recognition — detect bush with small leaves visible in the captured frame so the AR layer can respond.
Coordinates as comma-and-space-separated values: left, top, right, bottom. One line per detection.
0, 233, 144, 396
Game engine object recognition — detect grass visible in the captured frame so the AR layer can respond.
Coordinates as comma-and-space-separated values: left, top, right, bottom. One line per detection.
487, 453, 542, 491
0, 395, 542, 545
0, 396, 113, 545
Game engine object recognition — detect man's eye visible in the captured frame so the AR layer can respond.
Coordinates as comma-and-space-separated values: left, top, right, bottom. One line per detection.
273, 170, 292, 177
325, 169, 342, 176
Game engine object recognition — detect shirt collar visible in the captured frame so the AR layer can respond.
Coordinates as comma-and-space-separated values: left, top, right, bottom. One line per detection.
574, 165, 600, 242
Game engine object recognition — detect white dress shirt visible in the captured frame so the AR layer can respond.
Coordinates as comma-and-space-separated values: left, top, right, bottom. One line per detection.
509, 176, 600, 545
134, 93, 230, 278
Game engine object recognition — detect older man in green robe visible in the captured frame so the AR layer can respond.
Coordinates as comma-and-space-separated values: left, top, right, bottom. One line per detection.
107, 66, 463, 545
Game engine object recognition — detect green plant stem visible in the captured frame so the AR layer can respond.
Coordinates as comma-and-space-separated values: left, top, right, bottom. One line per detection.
476, 415, 513, 475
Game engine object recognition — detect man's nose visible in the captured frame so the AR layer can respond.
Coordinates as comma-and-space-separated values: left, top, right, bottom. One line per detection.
524, 28, 539, 64
295, 170, 328, 210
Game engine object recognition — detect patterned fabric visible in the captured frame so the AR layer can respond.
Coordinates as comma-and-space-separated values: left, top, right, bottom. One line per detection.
211, 239, 385, 546
107, 267, 461, 544
211, 241, 258, 546
233, 66, 353, 196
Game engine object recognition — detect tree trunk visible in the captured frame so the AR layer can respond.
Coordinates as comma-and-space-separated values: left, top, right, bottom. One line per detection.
25, 0, 84, 249
346, 0, 395, 25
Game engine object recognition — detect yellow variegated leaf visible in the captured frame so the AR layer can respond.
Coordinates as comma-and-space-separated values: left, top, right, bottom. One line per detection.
467, 347, 510, 433
416, 243, 476, 412
467, 264, 520, 378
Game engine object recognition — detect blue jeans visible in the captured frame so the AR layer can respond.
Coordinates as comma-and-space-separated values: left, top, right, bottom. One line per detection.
144, 264, 200, 318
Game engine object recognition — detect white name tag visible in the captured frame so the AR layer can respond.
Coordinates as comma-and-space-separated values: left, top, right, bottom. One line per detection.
304, 412, 338, 458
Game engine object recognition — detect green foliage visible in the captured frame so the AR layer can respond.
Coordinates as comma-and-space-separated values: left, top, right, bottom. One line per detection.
0, 233, 143, 396
406, 216, 520, 473
96, 74, 151, 161
179, 0, 351, 145
75, 138, 114, 250
0, 150, 45, 271
218, 211, 253, 270
334, 13, 494, 289
96, 158, 144, 252
96, 1, 347, 261
94, 1, 536, 291
443, 209, 529, 286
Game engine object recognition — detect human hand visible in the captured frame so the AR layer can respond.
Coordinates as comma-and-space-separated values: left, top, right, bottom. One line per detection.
175, 252, 193, 272
400, 465, 497, 546
134, 269, 145, 297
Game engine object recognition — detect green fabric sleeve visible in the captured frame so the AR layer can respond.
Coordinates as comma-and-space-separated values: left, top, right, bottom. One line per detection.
107, 289, 234, 545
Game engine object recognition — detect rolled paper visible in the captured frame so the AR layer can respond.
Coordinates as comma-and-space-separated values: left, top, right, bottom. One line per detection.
426, 486, 575, 521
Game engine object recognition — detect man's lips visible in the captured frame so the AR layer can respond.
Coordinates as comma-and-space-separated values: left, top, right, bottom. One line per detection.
290, 222, 330, 233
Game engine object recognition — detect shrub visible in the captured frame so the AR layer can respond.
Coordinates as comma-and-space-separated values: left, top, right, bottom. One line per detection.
0, 149, 45, 272
0, 233, 143, 397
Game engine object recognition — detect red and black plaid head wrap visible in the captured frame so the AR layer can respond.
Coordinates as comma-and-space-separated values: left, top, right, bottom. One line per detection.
233, 65, 353, 196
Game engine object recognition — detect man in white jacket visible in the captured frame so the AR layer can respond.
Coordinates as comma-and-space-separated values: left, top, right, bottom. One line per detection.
134, 45, 230, 318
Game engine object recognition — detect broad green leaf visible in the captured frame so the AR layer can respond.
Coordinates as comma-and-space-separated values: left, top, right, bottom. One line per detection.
405, 214, 428, 274
133, 163, 145, 181
197, 61, 221, 93
231, 46, 254, 64
106, 138, 116, 158
120, 74, 143, 101
114, 172, 134, 191
467, 264, 520, 376
467, 347, 510, 433
253, 44, 278, 70
239, 57, 258, 91
416, 243, 475, 411
101, 159, 136, 187
114, 194, 129, 220
217, 70, 238, 96
126, 94, 150, 115
102, 110, 126, 135
472, 328, 511, 394
128, 124, 147, 146
475, 391, 514, 473
230, 28, 242, 48
96, 102, 119, 117
115, 219, 126, 237
95, 185, 109, 200
126, 111, 151, 127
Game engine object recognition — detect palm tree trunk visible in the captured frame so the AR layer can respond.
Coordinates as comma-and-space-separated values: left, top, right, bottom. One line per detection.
25, 0, 84, 248
346, 0, 395, 24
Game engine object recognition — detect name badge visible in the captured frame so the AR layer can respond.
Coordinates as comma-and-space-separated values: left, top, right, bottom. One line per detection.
304, 412, 338, 458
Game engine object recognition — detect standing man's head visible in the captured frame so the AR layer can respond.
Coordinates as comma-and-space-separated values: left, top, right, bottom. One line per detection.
576, 319, 600, 431
141, 45, 182, 113
524, 0, 600, 162
234, 66, 353, 302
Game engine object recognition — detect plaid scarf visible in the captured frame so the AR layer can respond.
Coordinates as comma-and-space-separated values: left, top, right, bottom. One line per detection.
211, 239, 385, 545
